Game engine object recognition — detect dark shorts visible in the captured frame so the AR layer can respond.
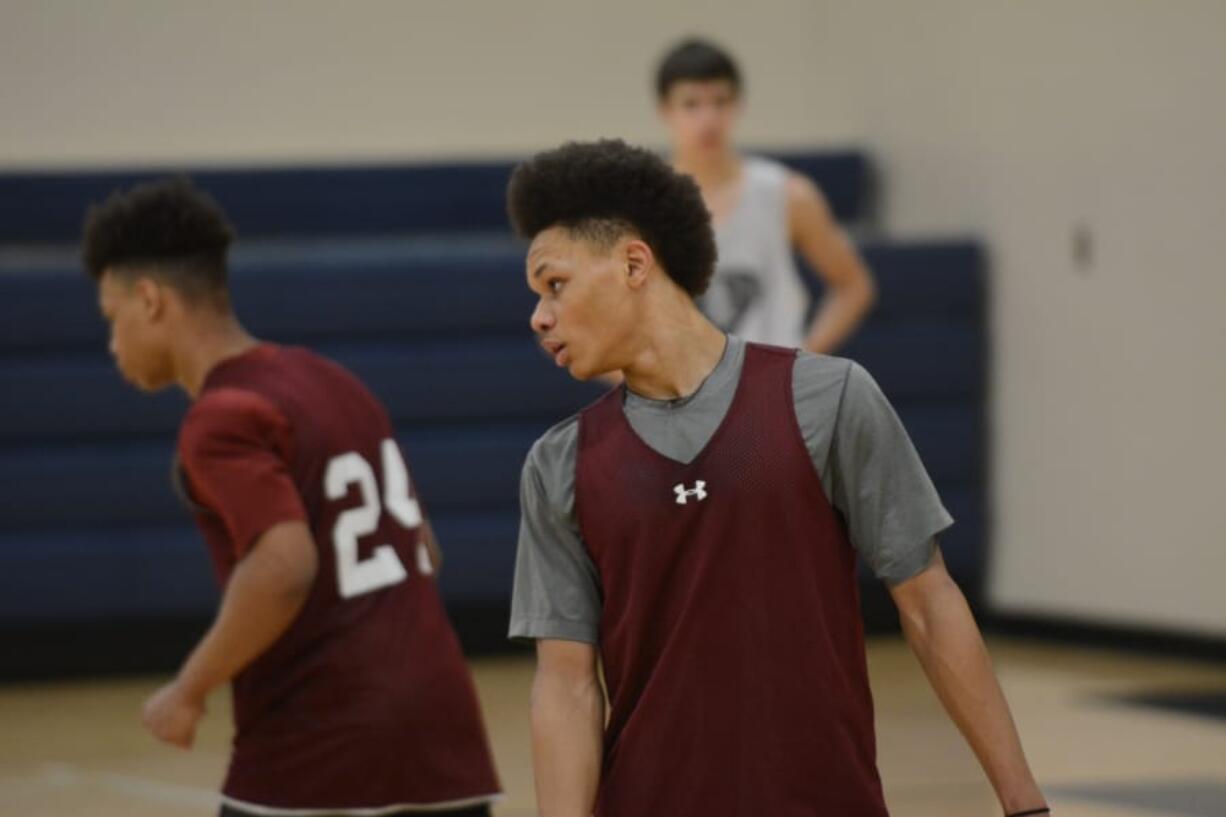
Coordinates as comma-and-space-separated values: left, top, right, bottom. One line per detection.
220, 803, 492, 817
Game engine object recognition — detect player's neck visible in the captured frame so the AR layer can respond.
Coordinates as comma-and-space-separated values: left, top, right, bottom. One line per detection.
622, 301, 727, 402
673, 149, 740, 191
174, 315, 259, 399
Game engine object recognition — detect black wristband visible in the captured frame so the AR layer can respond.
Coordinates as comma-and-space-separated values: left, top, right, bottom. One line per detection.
1007, 808, 1050, 817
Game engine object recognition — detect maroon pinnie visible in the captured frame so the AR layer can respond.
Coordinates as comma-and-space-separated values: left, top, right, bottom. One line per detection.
576, 343, 889, 816
177, 344, 500, 813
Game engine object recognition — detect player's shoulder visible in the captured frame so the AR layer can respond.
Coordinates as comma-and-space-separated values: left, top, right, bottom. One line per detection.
790, 353, 879, 466
743, 155, 818, 194
782, 171, 831, 221
793, 350, 856, 401
181, 386, 288, 453
743, 154, 788, 180
525, 413, 580, 482
281, 343, 350, 376
521, 413, 580, 516
794, 352, 893, 428
186, 385, 281, 426
229, 342, 353, 384
261, 343, 359, 389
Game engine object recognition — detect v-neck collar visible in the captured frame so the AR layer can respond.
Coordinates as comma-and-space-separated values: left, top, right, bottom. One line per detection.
623, 335, 740, 413
619, 336, 748, 468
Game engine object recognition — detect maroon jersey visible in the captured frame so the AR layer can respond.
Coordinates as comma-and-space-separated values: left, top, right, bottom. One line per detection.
176, 343, 500, 814
576, 344, 889, 816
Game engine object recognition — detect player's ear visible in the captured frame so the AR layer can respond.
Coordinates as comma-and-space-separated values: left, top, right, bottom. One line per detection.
624, 239, 655, 291
134, 275, 166, 320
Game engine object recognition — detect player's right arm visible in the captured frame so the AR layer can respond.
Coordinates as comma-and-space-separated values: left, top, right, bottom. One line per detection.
145, 389, 314, 748
145, 520, 317, 747
508, 424, 605, 814
531, 639, 603, 817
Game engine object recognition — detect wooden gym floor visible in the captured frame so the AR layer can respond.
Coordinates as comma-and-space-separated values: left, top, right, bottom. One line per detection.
1, 637, 1223, 816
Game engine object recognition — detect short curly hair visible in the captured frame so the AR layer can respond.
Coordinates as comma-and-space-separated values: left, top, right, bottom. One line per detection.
82, 176, 234, 300
506, 139, 717, 296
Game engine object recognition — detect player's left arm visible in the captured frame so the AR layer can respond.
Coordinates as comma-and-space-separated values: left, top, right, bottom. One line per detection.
889, 549, 1049, 816
421, 517, 443, 574
143, 521, 317, 749
787, 173, 876, 354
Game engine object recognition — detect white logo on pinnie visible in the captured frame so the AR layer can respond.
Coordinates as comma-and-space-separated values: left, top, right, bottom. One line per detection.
674, 481, 708, 505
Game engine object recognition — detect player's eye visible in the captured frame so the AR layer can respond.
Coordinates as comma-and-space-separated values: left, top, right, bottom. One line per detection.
548, 278, 564, 295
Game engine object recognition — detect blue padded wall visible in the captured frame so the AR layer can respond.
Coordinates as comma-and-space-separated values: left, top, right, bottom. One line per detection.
0, 150, 869, 243
0, 151, 986, 637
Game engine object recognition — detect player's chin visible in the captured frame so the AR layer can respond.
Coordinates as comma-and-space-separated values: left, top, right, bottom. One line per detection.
569, 361, 605, 382
127, 368, 173, 393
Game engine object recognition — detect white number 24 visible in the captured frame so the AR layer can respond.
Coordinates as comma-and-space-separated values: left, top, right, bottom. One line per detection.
324, 439, 432, 599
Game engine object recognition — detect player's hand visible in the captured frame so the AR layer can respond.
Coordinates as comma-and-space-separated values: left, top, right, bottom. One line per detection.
142, 680, 205, 749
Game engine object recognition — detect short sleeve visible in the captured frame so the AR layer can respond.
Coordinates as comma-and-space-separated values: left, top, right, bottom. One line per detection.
179, 388, 307, 558
508, 423, 602, 645
828, 363, 954, 584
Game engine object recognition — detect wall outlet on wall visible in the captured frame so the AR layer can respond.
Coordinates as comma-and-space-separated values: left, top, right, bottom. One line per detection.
1072, 221, 1094, 274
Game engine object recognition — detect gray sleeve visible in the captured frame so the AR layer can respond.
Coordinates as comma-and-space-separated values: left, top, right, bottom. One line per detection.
830, 362, 953, 583
792, 352, 853, 504
798, 357, 953, 585
507, 418, 602, 645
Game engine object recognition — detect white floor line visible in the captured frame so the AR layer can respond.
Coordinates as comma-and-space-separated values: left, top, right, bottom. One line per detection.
38, 762, 218, 809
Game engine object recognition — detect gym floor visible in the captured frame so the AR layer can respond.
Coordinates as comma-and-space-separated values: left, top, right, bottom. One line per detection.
1, 637, 1223, 817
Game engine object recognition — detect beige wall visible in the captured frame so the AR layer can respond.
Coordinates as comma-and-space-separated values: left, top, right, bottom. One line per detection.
825, 1, 1226, 635
3, 1, 1223, 634
0, 0, 856, 167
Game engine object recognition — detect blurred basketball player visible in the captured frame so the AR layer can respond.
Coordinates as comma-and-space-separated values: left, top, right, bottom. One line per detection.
657, 37, 876, 352
506, 140, 1049, 817
82, 178, 500, 817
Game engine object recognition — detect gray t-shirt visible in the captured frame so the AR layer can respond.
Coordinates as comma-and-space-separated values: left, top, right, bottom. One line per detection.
509, 335, 953, 644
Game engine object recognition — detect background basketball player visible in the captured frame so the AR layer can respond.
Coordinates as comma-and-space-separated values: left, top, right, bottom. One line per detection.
657, 37, 877, 352
83, 178, 501, 817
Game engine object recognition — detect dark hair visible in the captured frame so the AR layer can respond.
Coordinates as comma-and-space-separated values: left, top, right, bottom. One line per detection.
82, 176, 234, 301
507, 139, 717, 296
655, 37, 742, 99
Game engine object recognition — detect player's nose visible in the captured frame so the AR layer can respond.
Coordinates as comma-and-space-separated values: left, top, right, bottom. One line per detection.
530, 299, 554, 335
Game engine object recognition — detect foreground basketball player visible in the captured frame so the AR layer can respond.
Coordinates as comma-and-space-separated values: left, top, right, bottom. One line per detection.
657, 37, 876, 352
507, 141, 1049, 817
83, 179, 500, 816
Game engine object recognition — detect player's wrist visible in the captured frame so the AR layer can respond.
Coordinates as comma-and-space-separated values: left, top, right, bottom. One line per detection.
172, 668, 213, 707
999, 781, 1048, 816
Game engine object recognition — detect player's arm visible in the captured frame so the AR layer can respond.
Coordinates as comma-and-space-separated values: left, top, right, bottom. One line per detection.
143, 521, 317, 748
145, 390, 312, 748
787, 173, 876, 354
421, 517, 443, 574
530, 639, 604, 817
889, 549, 1049, 815
510, 434, 605, 815
823, 362, 1046, 814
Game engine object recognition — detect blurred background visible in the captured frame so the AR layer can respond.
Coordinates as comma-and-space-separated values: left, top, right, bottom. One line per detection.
1, 2, 1223, 816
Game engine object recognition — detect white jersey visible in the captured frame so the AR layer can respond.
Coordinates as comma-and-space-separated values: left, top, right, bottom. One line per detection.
700, 156, 809, 348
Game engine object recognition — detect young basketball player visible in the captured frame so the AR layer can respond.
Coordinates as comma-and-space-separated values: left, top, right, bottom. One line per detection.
657, 37, 876, 352
83, 179, 500, 817
507, 141, 1050, 817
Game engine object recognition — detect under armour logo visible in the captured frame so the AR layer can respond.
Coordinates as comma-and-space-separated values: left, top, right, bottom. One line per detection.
674, 481, 708, 505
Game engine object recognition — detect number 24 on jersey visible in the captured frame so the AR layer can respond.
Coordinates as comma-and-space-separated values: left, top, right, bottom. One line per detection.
325, 439, 430, 599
